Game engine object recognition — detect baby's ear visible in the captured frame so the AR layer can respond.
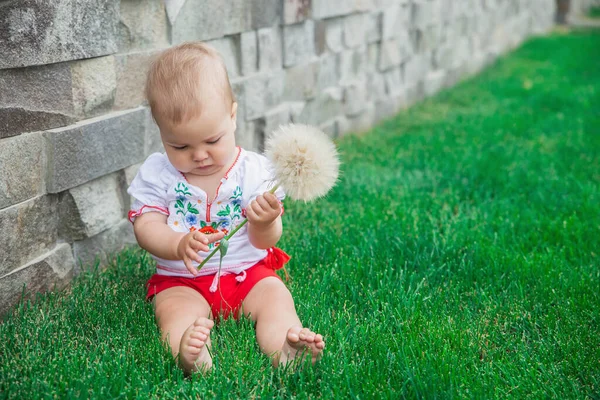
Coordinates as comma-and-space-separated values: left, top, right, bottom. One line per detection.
231, 102, 238, 121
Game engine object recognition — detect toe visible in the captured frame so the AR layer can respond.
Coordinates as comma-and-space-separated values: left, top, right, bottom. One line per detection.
194, 326, 211, 336
194, 317, 214, 329
298, 328, 311, 340
287, 326, 302, 342
191, 332, 208, 341
188, 338, 206, 349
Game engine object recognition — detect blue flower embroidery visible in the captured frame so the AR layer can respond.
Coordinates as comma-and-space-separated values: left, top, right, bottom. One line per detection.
186, 214, 198, 226
218, 218, 230, 230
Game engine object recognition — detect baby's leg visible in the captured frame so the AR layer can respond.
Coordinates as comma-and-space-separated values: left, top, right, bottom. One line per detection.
154, 286, 214, 374
242, 277, 325, 367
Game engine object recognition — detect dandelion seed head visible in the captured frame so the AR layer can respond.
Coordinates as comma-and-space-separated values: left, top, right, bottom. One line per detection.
265, 124, 340, 201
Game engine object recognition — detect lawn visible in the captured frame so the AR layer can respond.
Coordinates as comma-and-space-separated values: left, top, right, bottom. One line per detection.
1, 29, 599, 399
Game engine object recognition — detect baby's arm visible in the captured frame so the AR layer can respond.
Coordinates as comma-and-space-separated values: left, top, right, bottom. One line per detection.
246, 192, 283, 249
133, 212, 224, 275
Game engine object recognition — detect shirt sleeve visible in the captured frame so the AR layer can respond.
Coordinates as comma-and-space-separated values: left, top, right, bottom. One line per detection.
127, 153, 171, 223
242, 153, 286, 207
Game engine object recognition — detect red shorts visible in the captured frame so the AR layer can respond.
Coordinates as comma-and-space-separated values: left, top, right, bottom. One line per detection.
146, 248, 290, 320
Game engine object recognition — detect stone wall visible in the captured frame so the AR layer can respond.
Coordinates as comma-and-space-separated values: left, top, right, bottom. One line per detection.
0, 0, 555, 316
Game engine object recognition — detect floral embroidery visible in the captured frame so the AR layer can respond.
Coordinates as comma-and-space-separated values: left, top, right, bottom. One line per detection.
206, 186, 244, 249
173, 183, 200, 231
199, 226, 218, 234
171, 183, 245, 250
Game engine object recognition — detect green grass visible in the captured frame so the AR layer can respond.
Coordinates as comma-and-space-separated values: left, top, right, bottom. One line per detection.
589, 6, 600, 18
2, 30, 599, 399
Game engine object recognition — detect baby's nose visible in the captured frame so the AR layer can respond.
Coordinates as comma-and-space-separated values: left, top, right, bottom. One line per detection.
192, 149, 208, 161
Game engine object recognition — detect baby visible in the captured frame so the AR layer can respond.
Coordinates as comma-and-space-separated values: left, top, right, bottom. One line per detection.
127, 42, 324, 374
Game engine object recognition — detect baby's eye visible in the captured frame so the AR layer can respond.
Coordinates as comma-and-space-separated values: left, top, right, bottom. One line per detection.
172, 145, 188, 150
207, 137, 221, 145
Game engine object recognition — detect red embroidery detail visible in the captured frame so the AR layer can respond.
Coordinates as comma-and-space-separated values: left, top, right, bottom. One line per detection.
199, 226, 218, 234
206, 147, 242, 221
128, 205, 169, 223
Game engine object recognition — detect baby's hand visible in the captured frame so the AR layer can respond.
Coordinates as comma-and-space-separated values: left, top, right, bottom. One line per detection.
246, 192, 281, 229
177, 230, 225, 275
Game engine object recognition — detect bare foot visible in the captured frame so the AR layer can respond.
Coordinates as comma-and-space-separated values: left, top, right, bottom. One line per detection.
179, 317, 214, 374
278, 326, 325, 367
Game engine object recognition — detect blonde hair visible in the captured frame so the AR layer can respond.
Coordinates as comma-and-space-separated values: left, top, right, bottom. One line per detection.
145, 42, 235, 125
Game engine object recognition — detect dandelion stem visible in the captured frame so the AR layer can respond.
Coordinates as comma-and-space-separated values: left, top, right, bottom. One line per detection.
197, 184, 280, 270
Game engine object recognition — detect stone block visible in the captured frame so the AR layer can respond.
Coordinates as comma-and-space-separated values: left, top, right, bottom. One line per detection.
366, 42, 380, 72
0, 244, 75, 318
283, 0, 312, 24
354, 0, 376, 12
424, 70, 447, 96
231, 77, 248, 149
0, 0, 119, 69
373, 93, 407, 124
251, 0, 283, 28
382, 4, 412, 39
365, 12, 382, 43
123, 162, 143, 210
317, 54, 341, 90
288, 101, 307, 123
243, 71, 286, 120
296, 87, 343, 125
418, 24, 443, 52
466, 52, 490, 76
396, 28, 414, 61
263, 104, 292, 138
283, 20, 316, 67
235, 119, 262, 153
258, 27, 283, 72
283, 54, 339, 100
231, 78, 246, 114
382, 4, 400, 39
339, 47, 367, 83
343, 80, 368, 116
207, 36, 241, 78
319, 118, 339, 139
343, 13, 368, 48
118, 0, 169, 52
413, 1, 441, 27
434, 44, 454, 70
366, 72, 387, 102
0, 195, 59, 277
44, 108, 146, 193
144, 108, 164, 156
72, 220, 136, 272
58, 172, 125, 242
344, 102, 375, 134
115, 50, 160, 111
243, 76, 267, 120
71, 56, 117, 118
283, 61, 319, 101
315, 18, 344, 54
0, 132, 45, 210
404, 54, 429, 85
312, 0, 354, 18
379, 39, 402, 71
164, 0, 185, 24
384, 67, 404, 97
240, 31, 258, 76
170, 0, 249, 43
0, 63, 75, 138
